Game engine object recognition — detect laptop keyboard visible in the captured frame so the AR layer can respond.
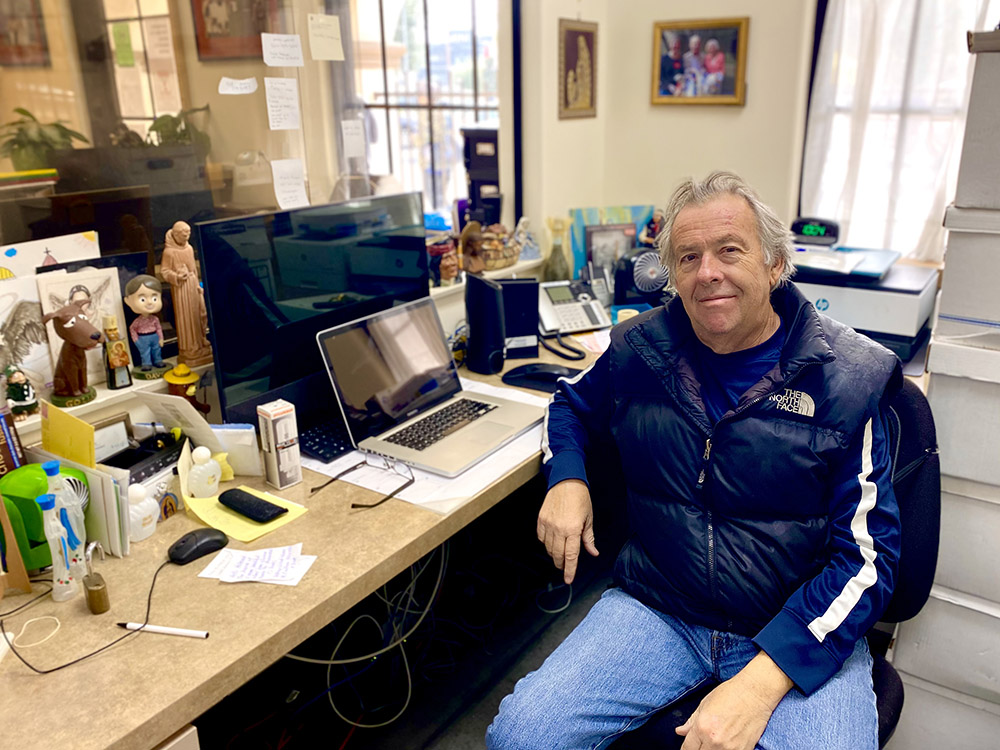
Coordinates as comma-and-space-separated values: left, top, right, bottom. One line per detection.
300, 419, 353, 463
385, 399, 498, 451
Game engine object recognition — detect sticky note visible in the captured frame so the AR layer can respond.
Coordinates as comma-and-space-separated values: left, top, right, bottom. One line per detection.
308, 14, 345, 61
112, 23, 134, 67
261, 32, 305, 67
270, 159, 310, 210
264, 77, 301, 130
218, 76, 258, 95
341, 120, 366, 159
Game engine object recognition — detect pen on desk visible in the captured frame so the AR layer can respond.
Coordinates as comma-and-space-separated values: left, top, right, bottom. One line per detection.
117, 622, 210, 639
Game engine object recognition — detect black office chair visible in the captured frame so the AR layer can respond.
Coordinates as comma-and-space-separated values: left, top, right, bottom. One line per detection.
608, 379, 941, 749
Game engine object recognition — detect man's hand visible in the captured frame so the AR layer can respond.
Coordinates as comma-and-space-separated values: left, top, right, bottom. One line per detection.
537, 479, 599, 584
677, 653, 793, 750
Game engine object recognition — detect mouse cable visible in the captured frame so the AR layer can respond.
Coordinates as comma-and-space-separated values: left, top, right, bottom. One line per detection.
285, 543, 446, 666
0, 560, 171, 674
539, 330, 587, 361
0, 583, 53, 617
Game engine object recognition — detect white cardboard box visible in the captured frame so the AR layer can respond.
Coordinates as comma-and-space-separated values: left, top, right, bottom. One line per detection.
257, 399, 302, 490
886, 671, 1000, 750
892, 585, 1000, 704
926, 341, 1000, 485
937, 476, 1000, 603
935, 205, 1000, 350
956, 52, 1000, 209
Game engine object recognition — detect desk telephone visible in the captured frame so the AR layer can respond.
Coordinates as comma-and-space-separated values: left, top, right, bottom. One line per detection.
538, 280, 612, 336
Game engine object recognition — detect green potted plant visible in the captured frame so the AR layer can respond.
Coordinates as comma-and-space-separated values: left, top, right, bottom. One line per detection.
0, 108, 89, 171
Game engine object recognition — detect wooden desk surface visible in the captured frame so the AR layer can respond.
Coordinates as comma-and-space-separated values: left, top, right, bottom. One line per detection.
0, 346, 597, 750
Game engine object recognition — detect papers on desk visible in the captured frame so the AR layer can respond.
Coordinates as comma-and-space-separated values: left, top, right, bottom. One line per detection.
302, 379, 550, 515
199, 542, 316, 585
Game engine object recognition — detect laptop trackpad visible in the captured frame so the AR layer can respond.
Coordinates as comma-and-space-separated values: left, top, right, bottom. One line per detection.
464, 421, 512, 446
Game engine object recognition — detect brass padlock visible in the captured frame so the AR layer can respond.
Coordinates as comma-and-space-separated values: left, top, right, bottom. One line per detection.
83, 541, 110, 614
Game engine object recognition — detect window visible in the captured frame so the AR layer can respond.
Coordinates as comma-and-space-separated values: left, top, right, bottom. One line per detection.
352, 0, 499, 214
800, 0, 999, 261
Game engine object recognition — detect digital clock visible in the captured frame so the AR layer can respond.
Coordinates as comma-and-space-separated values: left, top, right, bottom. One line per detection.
791, 217, 839, 246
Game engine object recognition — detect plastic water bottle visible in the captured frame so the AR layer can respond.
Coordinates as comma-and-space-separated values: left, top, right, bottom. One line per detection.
42, 460, 86, 582
36, 494, 79, 602
128, 484, 159, 543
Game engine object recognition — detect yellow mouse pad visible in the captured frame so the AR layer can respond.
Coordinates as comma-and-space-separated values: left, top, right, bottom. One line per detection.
179, 440, 306, 542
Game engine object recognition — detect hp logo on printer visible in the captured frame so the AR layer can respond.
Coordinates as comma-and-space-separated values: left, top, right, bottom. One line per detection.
815, 298, 830, 312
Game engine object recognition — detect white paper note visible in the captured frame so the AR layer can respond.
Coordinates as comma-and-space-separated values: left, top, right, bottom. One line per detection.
264, 77, 301, 130
341, 120, 366, 159
261, 32, 305, 67
199, 544, 317, 586
308, 13, 345, 61
218, 76, 258, 95
270, 159, 310, 210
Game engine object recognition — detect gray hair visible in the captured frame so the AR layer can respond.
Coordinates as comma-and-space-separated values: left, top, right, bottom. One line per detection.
656, 171, 795, 294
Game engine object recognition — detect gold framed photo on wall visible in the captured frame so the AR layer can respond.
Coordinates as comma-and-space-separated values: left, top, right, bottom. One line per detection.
559, 18, 597, 119
651, 17, 749, 106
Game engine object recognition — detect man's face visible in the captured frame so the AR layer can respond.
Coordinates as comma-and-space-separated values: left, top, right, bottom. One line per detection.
172, 224, 191, 245
439, 251, 459, 280
690, 37, 702, 55
670, 194, 783, 354
670, 39, 682, 58
125, 284, 162, 315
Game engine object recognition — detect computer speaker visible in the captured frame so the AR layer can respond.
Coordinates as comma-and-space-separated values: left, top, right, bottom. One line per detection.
465, 274, 506, 375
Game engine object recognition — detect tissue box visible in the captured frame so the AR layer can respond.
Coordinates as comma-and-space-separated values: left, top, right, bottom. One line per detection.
256, 400, 301, 490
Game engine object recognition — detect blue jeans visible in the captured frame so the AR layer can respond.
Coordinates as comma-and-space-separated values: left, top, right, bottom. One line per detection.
486, 588, 877, 750
135, 332, 163, 368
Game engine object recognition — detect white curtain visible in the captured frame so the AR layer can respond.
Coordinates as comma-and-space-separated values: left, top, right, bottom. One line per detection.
801, 0, 998, 261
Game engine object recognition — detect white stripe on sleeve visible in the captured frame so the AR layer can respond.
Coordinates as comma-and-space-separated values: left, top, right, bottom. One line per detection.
807, 418, 879, 643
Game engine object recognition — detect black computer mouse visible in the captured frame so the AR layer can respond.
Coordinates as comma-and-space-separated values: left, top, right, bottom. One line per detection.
168, 528, 229, 565
502, 363, 582, 393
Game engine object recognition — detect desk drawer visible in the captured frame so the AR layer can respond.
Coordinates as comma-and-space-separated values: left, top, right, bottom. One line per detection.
937, 476, 1000, 601
892, 586, 1000, 703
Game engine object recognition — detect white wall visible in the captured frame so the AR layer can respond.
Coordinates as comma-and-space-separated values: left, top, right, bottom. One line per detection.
519, 1, 816, 253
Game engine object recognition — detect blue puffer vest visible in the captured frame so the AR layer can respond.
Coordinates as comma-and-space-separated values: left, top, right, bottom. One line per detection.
607, 284, 901, 636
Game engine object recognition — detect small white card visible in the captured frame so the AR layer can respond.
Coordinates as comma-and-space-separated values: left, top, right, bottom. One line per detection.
270, 158, 310, 210
308, 13, 345, 61
218, 76, 258, 95
264, 77, 301, 130
261, 32, 305, 67
341, 120, 366, 159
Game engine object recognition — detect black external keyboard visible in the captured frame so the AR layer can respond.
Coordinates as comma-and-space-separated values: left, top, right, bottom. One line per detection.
300, 419, 353, 463
385, 399, 497, 451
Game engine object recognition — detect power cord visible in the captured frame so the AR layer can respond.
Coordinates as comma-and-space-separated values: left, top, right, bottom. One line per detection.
0, 560, 171, 674
539, 328, 587, 361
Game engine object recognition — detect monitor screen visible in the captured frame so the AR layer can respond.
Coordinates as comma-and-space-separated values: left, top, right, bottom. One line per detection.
0, 185, 155, 262
197, 192, 429, 424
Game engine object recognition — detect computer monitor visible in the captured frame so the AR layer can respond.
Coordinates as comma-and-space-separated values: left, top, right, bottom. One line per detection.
197, 192, 429, 424
0, 185, 155, 263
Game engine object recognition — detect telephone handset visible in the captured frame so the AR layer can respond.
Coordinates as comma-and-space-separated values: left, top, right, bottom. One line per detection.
539, 280, 613, 336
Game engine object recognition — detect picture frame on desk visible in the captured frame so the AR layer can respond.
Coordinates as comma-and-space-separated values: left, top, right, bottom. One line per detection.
92, 412, 134, 463
191, 0, 279, 60
651, 17, 748, 106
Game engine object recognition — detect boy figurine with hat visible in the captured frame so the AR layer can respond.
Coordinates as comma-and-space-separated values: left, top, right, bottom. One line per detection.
164, 363, 210, 415
5, 365, 39, 421
123, 274, 169, 380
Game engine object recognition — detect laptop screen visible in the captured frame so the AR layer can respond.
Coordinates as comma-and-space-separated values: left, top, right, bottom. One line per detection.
318, 299, 462, 444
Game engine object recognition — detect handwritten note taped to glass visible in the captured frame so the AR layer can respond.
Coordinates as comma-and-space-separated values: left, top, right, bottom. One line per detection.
261, 32, 304, 67
270, 159, 310, 210
218, 76, 258, 95
308, 14, 345, 61
341, 120, 366, 159
264, 77, 301, 130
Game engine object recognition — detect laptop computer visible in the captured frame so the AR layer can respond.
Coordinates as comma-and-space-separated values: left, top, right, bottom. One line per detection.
316, 297, 545, 477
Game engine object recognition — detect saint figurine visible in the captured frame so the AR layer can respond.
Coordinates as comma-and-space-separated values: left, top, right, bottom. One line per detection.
102, 315, 133, 390
161, 221, 213, 367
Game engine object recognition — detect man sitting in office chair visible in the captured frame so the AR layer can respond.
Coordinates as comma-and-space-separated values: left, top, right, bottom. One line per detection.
486, 171, 902, 750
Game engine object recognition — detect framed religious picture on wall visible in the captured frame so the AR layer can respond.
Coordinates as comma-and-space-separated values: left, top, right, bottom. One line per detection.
651, 17, 749, 106
191, 0, 278, 60
0, 0, 50, 67
559, 18, 597, 120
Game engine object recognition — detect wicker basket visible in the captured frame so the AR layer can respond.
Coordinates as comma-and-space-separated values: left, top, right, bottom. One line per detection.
480, 232, 521, 271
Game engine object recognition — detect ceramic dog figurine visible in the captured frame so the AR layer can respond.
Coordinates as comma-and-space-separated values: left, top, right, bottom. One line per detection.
43, 301, 106, 406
